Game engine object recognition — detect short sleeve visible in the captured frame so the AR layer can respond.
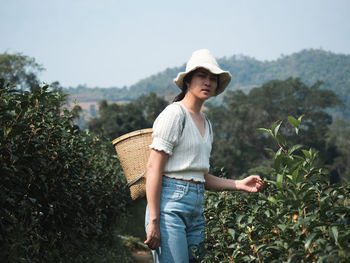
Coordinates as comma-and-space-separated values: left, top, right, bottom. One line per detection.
149, 103, 184, 155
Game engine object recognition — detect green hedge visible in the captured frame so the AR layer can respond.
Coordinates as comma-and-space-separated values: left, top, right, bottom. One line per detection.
203, 119, 350, 262
0, 80, 131, 262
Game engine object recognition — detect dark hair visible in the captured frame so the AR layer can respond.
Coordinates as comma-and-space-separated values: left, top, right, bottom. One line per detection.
172, 70, 196, 102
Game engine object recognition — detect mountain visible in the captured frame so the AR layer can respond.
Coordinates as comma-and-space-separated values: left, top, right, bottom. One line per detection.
64, 49, 350, 120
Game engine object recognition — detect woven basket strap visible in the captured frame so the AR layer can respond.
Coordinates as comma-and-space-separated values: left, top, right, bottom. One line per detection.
127, 172, 145, 187
177, 102, 211, 138
176, 102, 186, 135
204, 114, 212, 138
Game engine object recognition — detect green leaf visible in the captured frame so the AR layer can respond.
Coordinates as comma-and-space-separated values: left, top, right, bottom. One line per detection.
302, 149, 311, 159
286, 174, 293, 180
288, 116, 301, 134
289, 144, 303, 155
268, 196, 277, 204
288, 116, 300, 128
277, 134, 287, 147
330, 226, 339, 244
292, 167, 300, 182
264, 147, 276, 155
277, 224, 287, 232
228, 229, 236, 239
274, 152, 282, 172
305, 233, 317, 250
276, 174, 284, 189
258, 128, 271, 133
236, 214, 245, 224
271, 120, 280, 131
276, 147, 283, 156
274, 121, 282, 137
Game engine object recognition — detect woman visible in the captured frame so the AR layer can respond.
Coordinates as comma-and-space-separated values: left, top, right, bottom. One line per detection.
144, 49, 264, 263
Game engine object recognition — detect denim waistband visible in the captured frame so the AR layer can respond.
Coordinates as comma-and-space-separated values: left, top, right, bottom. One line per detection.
162, 176, 205, 192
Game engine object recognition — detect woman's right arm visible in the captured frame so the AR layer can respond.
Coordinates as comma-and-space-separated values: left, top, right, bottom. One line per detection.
144, 149, 169, 250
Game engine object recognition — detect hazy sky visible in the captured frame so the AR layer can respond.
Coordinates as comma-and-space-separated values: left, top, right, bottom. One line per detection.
1, 0, 349, 88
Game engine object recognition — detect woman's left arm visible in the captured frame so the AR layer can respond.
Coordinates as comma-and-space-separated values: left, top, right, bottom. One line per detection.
204, 173, 264, 193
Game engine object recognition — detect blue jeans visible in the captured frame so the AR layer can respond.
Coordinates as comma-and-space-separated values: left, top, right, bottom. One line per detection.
145, 177, 206, 263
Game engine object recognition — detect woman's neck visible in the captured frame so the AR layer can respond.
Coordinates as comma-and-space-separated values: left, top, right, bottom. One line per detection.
180, 93, 204, 114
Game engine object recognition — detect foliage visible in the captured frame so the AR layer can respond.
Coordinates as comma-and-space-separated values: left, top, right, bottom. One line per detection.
87, 92, 168, 140
65, 84, 133, 103
203, 118, 350, 262
326, 119, 350, 184
0, 52, 44, 91
0, 79, 131, 262
135, 92, 170, 125
119, 199, 149, 240
207, 78, 342, 180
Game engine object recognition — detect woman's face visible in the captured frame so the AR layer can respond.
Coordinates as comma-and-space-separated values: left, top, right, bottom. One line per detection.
186, 68, 218, 101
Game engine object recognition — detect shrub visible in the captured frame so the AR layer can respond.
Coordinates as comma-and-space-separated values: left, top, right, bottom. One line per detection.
0, 79, 131, 262
203, 117, 350, 262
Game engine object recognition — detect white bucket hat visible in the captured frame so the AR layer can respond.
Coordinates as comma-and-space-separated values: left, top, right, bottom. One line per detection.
173, 49, 232, 95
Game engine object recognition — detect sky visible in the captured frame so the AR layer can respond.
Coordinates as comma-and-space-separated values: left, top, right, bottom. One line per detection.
1, 0, 350, 88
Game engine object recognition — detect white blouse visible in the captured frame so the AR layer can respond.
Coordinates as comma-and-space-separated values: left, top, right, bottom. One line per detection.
149, 102, 213, 182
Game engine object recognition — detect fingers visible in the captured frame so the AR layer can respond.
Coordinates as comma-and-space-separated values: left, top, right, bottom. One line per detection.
144, 232, 160, 250
145, 222, 161, 250
144, 238, 159, 250
240, 175, 266, 193
255, 177, 265, 191
250, 175, 262, 181
248, 175, 265, 192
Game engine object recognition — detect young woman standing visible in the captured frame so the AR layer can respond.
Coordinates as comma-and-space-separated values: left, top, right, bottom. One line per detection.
144, 49, 264, 262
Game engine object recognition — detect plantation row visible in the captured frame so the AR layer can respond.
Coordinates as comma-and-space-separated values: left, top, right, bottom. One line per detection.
202, 120, 350, 262
0, 80, 133, 262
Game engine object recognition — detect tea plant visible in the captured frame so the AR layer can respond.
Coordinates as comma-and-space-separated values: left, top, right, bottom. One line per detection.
0, 79, 131, 262
203, 117, 350, 262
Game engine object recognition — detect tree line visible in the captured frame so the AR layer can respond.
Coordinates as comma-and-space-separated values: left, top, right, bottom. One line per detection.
64, 49, 350, 121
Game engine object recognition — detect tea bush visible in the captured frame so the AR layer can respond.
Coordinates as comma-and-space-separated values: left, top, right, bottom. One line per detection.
203, 117, 350, 262
0, 79, 131, 262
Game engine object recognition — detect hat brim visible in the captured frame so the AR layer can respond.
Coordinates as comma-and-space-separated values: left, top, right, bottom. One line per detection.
173, 64, 232, 96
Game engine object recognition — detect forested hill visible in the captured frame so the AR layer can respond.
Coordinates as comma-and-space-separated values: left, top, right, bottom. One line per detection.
65, 49, 350, 118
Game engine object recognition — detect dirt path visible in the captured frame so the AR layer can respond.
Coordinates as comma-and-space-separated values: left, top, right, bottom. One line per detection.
131, 252, 153, 263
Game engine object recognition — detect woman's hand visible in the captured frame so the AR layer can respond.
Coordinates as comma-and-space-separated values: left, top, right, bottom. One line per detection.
144, 220, 161, 250
237, 175, 264, 193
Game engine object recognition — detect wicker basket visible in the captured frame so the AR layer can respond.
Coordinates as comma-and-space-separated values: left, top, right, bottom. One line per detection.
112, 128, 153, 200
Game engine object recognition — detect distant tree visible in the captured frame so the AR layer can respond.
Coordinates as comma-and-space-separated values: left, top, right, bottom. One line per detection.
0, 52, 44, 91
90, 104, 97, 118
207, 78, 342, 178
88, 101, 144, 140
88, 94, 168, 140
71, 105, 83, 120
326, 119, 350, 183
136, 92, 169, 125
